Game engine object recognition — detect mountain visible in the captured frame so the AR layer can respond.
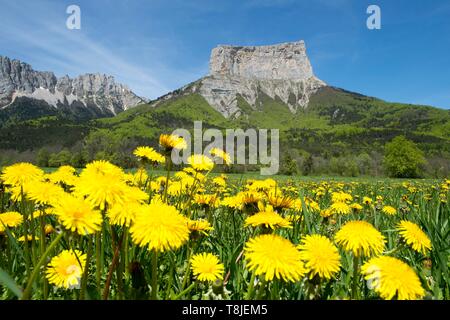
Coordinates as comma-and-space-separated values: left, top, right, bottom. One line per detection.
0, 41, 449, 176
0, 55, 145, 125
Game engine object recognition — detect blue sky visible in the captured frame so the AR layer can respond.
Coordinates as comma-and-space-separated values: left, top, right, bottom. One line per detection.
0, 0, 449, 108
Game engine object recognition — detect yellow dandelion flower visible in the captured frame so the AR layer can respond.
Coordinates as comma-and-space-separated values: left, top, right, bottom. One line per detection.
363, 197, 373, 205
133, 146, 165, 164
52, 194, 102, 235
107, 201, 141, 227
382, 206, 397, 215
46, 250, 87, 289
244, 207, 292, 229
361, 256, 425, 300
210, 148, 231, 165
332, 191, 353, 203
212, 176, 227, 188
1, 162, 44, 187
45, 224, 54, 235
397, 220, 432, 254
187, 154, 214, 172
298, 234, 341, 280
320, 208, 334, 218
47, 165, 78, 186
335, 220, 386, 257
0, 211, 23, 233
191, 253, 225, 282
130, 201, 189, 252
26, 181, 65, 205
330, 201, 352, 215
75, 166, 147, 210
350, 203, 363, 211
244, 234, 306, 282
82, 160, 124, 179
159, 134, 187, 151
194, 194, 219, 208
187, 219, 213, 236
267, 191, 295, 210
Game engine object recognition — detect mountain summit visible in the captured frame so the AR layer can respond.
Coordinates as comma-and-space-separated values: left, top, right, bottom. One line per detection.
159, 41, 324, 118
0, 56, 145, 118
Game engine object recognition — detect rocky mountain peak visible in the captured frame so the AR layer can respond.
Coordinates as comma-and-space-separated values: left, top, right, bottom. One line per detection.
209, 40, 314, 80
198, 40, 326, 118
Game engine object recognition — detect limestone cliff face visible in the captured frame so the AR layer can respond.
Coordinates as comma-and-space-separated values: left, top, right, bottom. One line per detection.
198, 41, 326, 117
0, 56, 145, 115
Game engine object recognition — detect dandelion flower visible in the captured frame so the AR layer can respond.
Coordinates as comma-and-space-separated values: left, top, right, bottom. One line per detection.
26, 181, 65, 205
298, 234, 341, 280
361, 256, 425, 300
350, 203, 363, 211
331, 192, 353, 203
330, 202, 352, 215
210, 148, 231, 165
335, 220, 386, 257
0, 211, 23, 232
107, 202, 141, 227
382, 206, 397, 215
46, 250, 87, 289
187, 219, 213, 236
52, 194, 102, 235
191, 253, 225, 282
47, 165, 78, 186
1, 162, 44, 187
244, 207, 292, 230
159, 134, 187, 151
363, 197, 373, 205
397, 220, 432, 254
133, 146, 165, 164
244, 234, 306, 282
130, 201, 189, 252
187, 154, 214, 172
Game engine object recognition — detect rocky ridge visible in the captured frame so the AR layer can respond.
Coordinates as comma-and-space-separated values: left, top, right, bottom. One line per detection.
0, 55, 145, 115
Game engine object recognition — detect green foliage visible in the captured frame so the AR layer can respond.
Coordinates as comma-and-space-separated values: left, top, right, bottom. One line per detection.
383, 136, 427, 178
36, 148, 50, 167
48, 149, 72, 167
302, 153, 314, 176
281, 153, 298, 176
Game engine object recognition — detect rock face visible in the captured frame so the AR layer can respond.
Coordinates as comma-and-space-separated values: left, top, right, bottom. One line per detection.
198, 40, 325, 117
0, 56, 145, 115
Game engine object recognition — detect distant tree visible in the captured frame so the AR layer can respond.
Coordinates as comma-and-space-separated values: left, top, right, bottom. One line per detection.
383, 136, 426, 178
356, 153, 372, 176
48, 153, 60, 167
48, 149, 72, 167
36, 148, 50, 167
302, 153, 314, 176
70, 150, 88, 168
281, 154, 298, 176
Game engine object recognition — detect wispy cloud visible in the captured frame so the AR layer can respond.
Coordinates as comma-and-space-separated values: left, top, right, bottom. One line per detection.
0, 0, 202, 99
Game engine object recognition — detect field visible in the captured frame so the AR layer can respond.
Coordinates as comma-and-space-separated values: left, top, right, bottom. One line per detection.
0, 145, 449, 300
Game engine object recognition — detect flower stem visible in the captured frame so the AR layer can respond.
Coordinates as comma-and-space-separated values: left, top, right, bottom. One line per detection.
163, 156, 172, 202
79, 237, 92, 300
174, 282, 196, 300
351, 255, 359, 299
245, 272, 256, 300
95, 232, 101, 290
151, 250, 158, 300
102, 232, 123, 300
21, 232, 64, 300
